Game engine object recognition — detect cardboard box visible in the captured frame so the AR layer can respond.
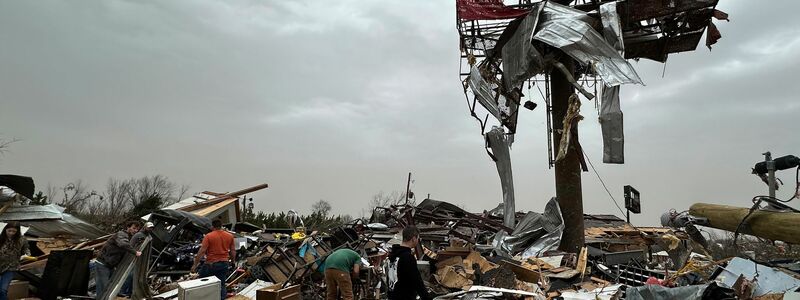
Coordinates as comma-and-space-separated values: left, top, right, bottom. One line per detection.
8, 280, 29, 299
256, 284, 300, 300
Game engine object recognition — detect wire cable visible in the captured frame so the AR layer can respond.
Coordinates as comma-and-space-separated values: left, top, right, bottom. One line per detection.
582, 149, 627, 218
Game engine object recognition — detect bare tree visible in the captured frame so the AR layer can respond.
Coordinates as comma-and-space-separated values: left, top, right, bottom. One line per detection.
58, 181, 99, 214
312, 199, 332, 217
170, 184, 191, 206
0, 137, 17, 153
0, 137, 19, 163
368, 190, 408, 212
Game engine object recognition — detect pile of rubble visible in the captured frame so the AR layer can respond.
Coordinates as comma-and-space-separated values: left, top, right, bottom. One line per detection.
2, 182, 799, 299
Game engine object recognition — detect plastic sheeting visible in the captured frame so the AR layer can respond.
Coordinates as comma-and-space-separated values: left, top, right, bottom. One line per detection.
492, 197, 563, 258
487, 126, 515, 228
533, 2, 643, 87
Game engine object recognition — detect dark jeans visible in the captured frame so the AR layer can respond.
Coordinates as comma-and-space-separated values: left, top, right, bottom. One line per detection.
119, 272, 132, 296
0, 271, 15, 300
95, 262, 113, 299
199, 261, 229, 300
119, 262, 138, 296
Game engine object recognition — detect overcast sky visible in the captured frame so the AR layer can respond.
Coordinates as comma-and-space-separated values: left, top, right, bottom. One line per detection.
1, 0, 798, 225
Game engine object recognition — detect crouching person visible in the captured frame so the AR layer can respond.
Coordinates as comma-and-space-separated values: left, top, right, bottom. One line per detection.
324, 248, 362, 300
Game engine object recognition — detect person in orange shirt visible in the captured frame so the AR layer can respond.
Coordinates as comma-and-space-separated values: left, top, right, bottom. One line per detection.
191, 219, 236, 300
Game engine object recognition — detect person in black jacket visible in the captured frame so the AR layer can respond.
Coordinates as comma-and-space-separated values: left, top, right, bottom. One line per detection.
388, 226, 431, 300
95, 221, 141, 299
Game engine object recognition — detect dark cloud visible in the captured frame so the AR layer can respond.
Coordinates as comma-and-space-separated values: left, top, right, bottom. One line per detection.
0, 0, 797, 224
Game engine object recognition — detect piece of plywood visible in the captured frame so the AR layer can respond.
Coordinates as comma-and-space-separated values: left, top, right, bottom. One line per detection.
500, 260, 541, 284
576, 246, 588, 279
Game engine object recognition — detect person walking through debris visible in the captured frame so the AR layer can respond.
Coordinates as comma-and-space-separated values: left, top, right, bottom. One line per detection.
95, 220, 142, 299
191, 219, 235, 300
119, 221, 154, 297
0, 222, 29, 300
324, 248, 362, 300
387, 226, 431, 300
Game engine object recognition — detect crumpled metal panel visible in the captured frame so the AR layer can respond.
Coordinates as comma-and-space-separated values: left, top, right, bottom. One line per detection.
492, 197, 564, 258
501, 3, 545, 91
600, 2, 625, 53
598, 2, 625, 164
715, 257, 800, 296
487, 126, 515, 228
625, 283, 711, 300
600, 85, 624, 163
0, 204, 64, 221
23, 213, 107, 239
534, 2, 644, 87
468, 65, 504, 122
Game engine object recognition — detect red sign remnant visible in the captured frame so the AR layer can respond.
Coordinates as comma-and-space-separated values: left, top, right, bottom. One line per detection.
457, 0, 529, 21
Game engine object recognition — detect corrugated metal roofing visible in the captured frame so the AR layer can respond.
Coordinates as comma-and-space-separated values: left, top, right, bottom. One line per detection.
0, 204, 64, 221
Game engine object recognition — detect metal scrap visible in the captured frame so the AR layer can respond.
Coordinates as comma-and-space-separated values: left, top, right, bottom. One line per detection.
486, 126, 516, 228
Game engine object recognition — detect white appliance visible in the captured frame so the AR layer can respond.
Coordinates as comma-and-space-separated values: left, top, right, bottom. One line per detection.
178, 276, 221, 300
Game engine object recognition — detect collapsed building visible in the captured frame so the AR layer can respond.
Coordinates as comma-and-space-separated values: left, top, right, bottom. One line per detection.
0, 0, 798, 299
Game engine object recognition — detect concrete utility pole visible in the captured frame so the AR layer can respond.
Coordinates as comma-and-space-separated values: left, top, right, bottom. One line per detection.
550, 57, 585, 253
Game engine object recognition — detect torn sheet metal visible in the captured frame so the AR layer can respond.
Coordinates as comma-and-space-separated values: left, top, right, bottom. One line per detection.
599, 2, 624, 53
598, 0, 625, 164
24, 213, 107, 239
714, 257, 800, 297
493, 197, 564, 258
626, 282, 734, 300
0, 204, 106, 239
501, 3, 546, 91
434, 285, 545, 300
555, 94, 583, 162
238, 280, 274, 298
560, 283, 623, 300
533, 2, 643, 87
468, 65, 504, 122
131, 237, 153, 300
0, 204, 63, 221
487, 126, 515, 228
599, 85, 624, 163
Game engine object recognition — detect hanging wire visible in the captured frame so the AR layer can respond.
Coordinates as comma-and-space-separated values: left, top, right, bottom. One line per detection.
582, 148, 627, 218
